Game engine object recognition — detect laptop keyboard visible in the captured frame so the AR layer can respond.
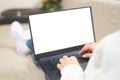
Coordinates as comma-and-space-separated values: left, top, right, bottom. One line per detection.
39, 50, 89, 71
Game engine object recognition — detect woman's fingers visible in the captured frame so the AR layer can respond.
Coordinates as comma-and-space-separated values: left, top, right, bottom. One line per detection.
82, 53, 92, 58
57, 56, 80, 71
79, 44, 91, 55
57, 63, 63, 71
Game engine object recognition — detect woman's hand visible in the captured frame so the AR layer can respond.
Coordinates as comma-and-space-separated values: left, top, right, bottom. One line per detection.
79, 43, 96, 58
57, 56, 80, 71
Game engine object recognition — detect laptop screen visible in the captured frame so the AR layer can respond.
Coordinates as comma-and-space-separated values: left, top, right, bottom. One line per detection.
29, 7, 95, 55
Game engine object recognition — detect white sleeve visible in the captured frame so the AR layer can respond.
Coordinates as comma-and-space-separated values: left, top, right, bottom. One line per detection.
85, 31, 120, 80
60, 64, 84, 80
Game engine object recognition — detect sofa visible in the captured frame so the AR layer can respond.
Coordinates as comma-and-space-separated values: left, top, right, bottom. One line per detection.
62, 0, 120, 41
0, 0, 120, 80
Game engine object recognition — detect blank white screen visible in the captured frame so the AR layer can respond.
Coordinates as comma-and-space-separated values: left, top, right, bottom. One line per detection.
29, 7, 94, 54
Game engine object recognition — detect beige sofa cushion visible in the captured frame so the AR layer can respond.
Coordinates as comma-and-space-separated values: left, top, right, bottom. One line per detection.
0, 48, 44, 80
62, 0, 120, 41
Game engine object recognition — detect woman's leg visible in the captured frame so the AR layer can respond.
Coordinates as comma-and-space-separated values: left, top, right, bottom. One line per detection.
11, 21, 49, 80
26, 39, 37, 64
26, 39, 49, 80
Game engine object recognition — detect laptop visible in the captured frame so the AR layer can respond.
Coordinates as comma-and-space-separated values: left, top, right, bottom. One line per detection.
28, 6, 95, 80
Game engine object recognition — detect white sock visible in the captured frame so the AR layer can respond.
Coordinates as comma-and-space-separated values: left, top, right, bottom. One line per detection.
10, 21, 30, 56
